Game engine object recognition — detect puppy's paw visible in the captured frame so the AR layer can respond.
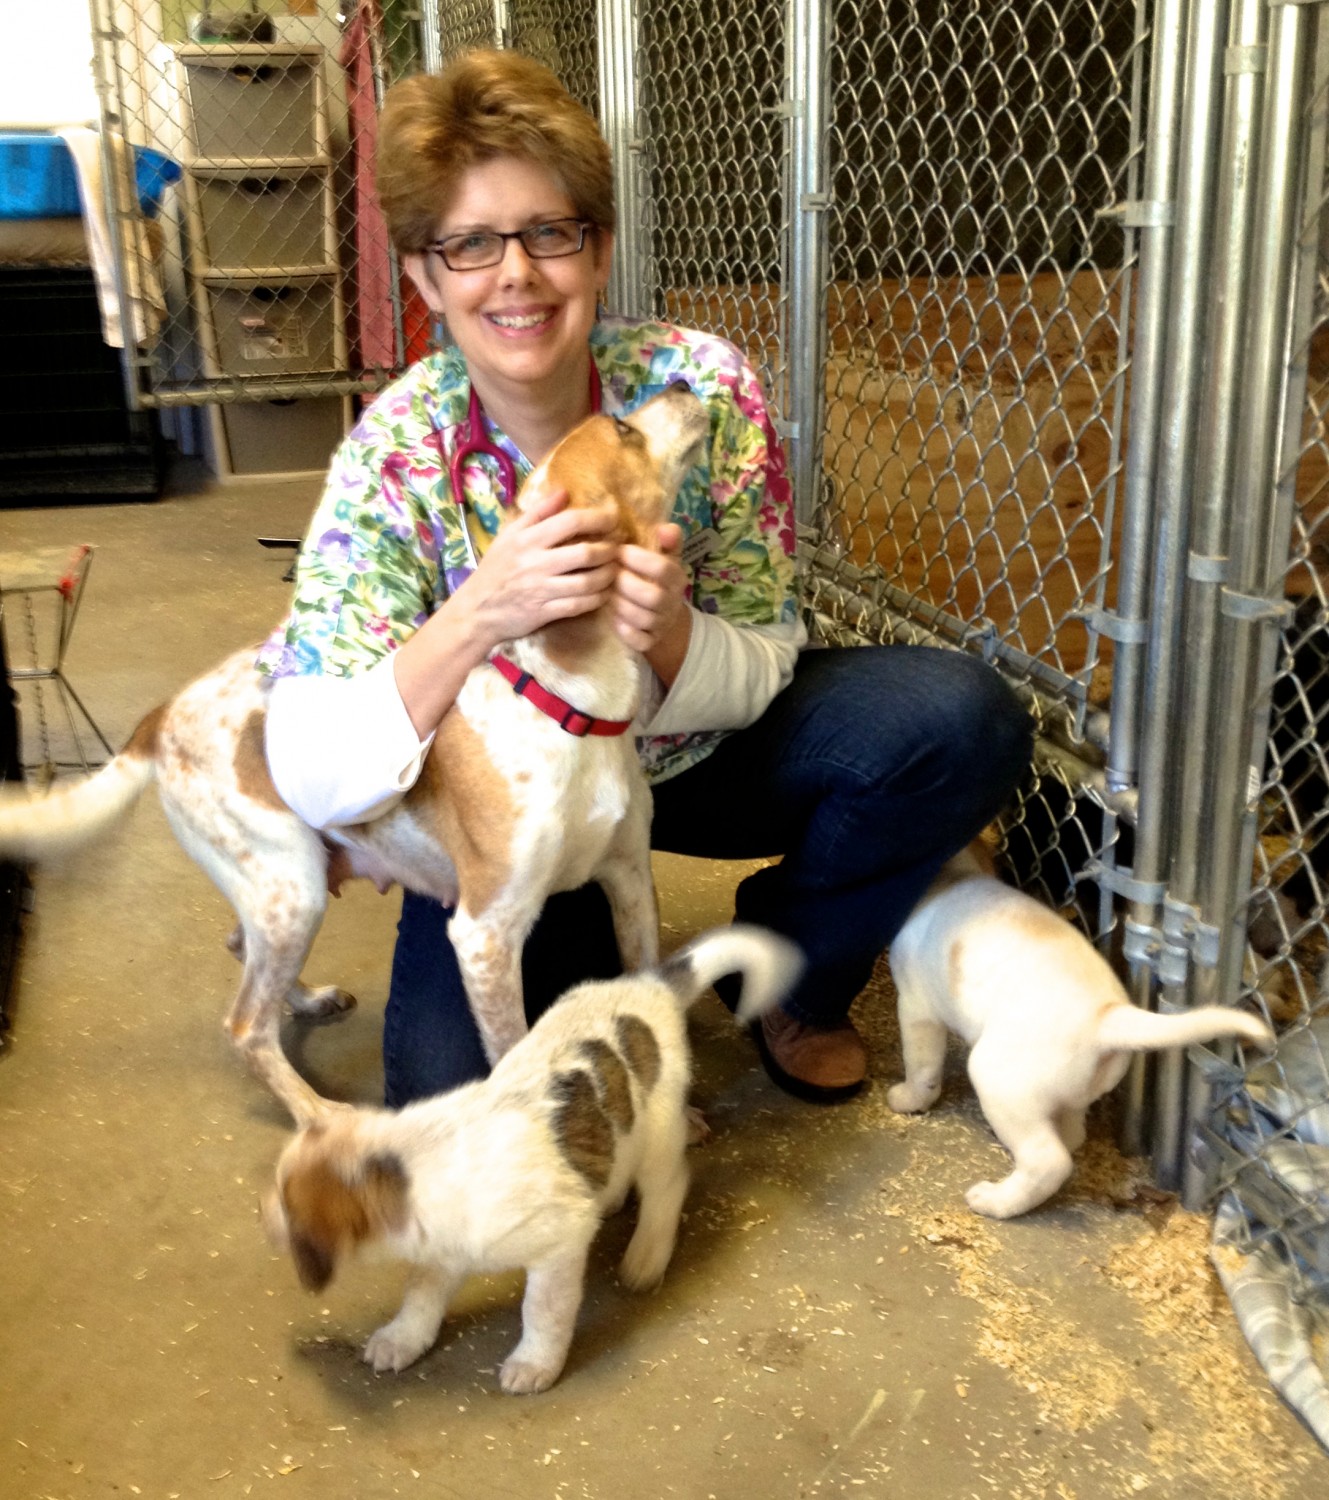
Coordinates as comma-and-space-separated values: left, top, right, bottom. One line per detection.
499, 1352, 563, 1395
362, 1321, 433, 1374
619, 1235, 671, 1293
886, 1081, 937, 1114
684, 1104, 712, 1147
964, 1179, 1030, 1220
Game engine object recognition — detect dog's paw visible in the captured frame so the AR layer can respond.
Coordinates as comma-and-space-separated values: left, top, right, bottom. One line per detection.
362, 1322, 433, 1374
684, 1104, 712, 1147
964, 1180, 1030, 1220
288, 982, 357, 1020
886, 1081, 937, 1114
499, 1352, 563, 1395
619, 1235, 671, 1292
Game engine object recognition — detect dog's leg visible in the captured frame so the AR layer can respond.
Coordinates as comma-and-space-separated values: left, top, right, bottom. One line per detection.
500, 1243, 591, 1394
363, 1266, 460, 1374
225, 904, 345, 1125
597, 810, 660, 973
886, 1012, 949, 1114
450, 906, 532, 1064
1054, 1106, 1088, 1154
225, 921, 353, 1019
620, 1113, 690, 1291
964, 1086, 1076, 1219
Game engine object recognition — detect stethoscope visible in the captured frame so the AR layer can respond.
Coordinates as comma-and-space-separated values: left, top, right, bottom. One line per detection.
442, 360, 603, 593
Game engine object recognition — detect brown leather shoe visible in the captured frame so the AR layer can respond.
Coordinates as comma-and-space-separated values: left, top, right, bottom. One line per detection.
752, 1007, 868, 1103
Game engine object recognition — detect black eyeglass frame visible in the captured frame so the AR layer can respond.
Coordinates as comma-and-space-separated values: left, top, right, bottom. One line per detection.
426, 218, 596, 272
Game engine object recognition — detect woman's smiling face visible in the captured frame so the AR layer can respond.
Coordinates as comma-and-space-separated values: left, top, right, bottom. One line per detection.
405, 155, 612, 407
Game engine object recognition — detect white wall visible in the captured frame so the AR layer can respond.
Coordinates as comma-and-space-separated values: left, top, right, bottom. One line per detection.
1, 0, 99, 128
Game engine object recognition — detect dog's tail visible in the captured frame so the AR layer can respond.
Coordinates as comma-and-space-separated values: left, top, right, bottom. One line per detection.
657, 924, 804, 1024
1096, 1002, 1273, 1055
0, 707, 162, 861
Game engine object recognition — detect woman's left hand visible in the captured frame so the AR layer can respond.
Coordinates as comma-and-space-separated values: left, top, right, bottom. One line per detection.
613, 522, 692, 686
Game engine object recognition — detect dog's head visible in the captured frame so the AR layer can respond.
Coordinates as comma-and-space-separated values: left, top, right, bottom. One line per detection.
261, 1116, 411, 1292
521, 381, 710, 546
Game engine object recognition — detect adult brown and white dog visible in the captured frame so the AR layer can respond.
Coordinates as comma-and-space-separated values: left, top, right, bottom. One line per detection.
262, 923, 802, 1394
0, 382, 711, 1126
886, 843, 1274, 1218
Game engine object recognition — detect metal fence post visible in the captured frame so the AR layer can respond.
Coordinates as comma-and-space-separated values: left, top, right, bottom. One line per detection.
785, 0, 830, 530
422, 0, 444, 72
1207, 3, 1318, 1038
88, 0, 151, 414
1104, 0, 1188, 816
1169, 0, 1270, 1206
1128, 0, 1228, 1188
1112, 0, 1189, 1155
597, 0, 646, 318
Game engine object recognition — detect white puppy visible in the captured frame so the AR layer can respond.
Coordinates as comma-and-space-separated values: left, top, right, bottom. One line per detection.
263, 924, 802, 1394
887, 845, 1273, 1218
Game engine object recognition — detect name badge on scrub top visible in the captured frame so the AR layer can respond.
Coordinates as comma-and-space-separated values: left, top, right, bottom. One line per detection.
681, 526, 721, 570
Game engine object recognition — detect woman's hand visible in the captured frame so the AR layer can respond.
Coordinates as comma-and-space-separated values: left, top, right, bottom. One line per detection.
614, 522, 693, 688
393, 488, 618, 739
461, 487, 621, 650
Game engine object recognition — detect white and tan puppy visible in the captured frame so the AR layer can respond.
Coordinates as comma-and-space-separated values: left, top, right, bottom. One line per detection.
0, 383, 711, 1126
887, 844, 1273, 1218
262, 924, 802, 1394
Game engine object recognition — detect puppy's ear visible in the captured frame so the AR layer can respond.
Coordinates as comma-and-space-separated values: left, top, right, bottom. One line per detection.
279, 1141, 411, 1292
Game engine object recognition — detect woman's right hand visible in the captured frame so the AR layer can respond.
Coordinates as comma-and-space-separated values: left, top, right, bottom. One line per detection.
393, 488, 621, 739
458, 486, 620, 650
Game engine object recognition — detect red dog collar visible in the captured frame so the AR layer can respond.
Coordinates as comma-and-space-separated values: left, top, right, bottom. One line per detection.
489, 653, 633, 738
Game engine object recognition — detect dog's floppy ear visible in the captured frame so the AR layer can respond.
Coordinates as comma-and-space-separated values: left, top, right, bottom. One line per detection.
278, 1133, 411, 1292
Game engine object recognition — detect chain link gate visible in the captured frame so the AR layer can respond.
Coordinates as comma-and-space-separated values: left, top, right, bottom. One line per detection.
87, 0, 427, 474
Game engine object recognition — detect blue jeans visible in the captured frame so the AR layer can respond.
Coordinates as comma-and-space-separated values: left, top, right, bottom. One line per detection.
382, 644, 1032, 1106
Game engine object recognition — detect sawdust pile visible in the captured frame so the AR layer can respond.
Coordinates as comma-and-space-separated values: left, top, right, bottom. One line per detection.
1103, 1210, 1302, 1492
910, 1204, 1138, 1435
876, 1185, 1313, 1499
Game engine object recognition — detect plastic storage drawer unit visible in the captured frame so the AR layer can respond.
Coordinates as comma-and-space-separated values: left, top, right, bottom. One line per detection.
202, 275, 339, 375
192, 168, 330, 274
220, 395, 348, 476
177, 46, 322, 163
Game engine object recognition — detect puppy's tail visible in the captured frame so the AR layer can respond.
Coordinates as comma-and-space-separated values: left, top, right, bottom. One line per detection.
657, 924, 804, 1024
0, 707, 162, 861
1096, 1003, 1273, 1054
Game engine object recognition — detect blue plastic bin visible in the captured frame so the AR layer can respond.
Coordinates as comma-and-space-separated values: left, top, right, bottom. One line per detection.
0, 134, 181, 220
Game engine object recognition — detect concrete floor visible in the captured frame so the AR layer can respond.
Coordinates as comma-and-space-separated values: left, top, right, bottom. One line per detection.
1, 466, 1325, 1500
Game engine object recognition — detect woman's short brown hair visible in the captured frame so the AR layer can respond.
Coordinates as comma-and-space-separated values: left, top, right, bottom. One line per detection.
376, 50, 615, 255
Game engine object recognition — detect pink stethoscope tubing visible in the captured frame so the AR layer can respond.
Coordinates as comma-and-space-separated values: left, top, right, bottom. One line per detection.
446, 360, 603, 576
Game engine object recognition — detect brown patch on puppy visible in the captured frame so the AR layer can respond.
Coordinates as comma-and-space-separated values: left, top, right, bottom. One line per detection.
579, 1038, 634, 1131
616, 1015, 661, 1091
234, 710, 289, 811
280, 1136, 410, 1291
411, 714, 515, 916
122, 704, 166, 760
550, 1069, 614, 1189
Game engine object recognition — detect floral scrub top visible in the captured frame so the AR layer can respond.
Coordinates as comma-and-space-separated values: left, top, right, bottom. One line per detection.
257, 315, 798, 784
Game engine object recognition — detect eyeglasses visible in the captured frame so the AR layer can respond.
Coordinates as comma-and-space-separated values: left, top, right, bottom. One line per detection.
427, 218, 594, 272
